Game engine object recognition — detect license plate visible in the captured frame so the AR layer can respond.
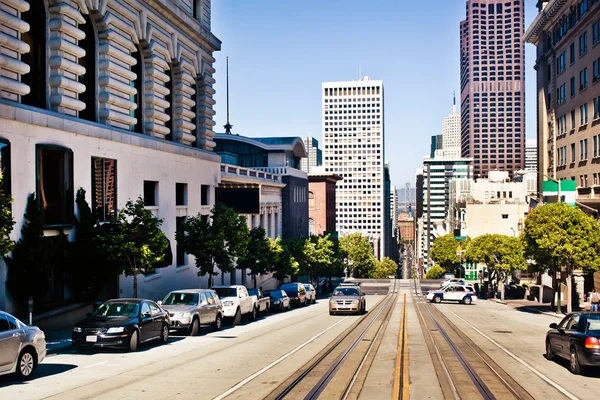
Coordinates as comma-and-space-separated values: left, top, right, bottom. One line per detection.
86, 335, 97, 343
339, 307, 349, 310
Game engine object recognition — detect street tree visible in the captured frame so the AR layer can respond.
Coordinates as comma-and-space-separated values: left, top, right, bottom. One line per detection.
269, 237, 299, 282
372, 257, 398, 279
304, 234, 336, 281
425, 265, 446, 280
176, 203, 249, 287
430, 234, 460, 274
340, 232, 376, 278
0, 175, 14, 256
99, 197, 168, 298
237, 226, 270, 288
522, 203, 600, 313
465, 234, 526, 301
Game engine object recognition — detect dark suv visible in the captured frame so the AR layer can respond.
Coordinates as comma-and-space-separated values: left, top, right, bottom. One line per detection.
280, 283, 307, 307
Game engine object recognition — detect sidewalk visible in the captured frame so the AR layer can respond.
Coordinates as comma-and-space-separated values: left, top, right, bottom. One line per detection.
491, 297, 592, 319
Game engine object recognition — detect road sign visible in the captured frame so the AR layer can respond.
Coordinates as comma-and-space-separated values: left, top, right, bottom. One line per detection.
454, 236, 467, 241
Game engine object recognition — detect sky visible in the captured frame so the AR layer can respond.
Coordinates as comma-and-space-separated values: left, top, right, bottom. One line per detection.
210, 0, 538, 187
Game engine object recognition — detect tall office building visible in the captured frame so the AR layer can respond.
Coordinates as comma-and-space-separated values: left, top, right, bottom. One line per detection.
442, 94, 462, 158
300, 136, 323, 173
525, 138, 537, 171
460, 0, 526, 179
322, 77, 386, 259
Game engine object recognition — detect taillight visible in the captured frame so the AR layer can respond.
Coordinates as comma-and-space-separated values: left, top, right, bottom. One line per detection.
585, 337, 600, 349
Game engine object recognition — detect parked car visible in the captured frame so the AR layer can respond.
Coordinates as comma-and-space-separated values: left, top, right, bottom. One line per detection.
248, 288, 270, 316
0, 311, 46, 379
211, 285, 257, 325
265, 290, 291, 312
329, 285, 366, 315
545, 312, 600, 374
427, 285, 477, 304
440, 278, 465, 288
303, 284, 316, 304
72, 299, 170, 352
280, 283, 308, 307
159, 289, 223, 335
443, 273, 455, 280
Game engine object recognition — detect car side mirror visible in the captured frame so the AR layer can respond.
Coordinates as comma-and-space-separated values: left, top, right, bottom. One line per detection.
143, 312, 151, 319
157, 301, 162, 305
549, 323, 558, 329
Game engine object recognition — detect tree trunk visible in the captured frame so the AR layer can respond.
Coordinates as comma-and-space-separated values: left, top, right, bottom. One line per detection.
133, 274, 137, 298
500, 278, 506, 302
254, 274, 257, 289
556, 278, 562, 314
550, 274, 556, 309
208, 274, 213, 288
566, 272, 573, 314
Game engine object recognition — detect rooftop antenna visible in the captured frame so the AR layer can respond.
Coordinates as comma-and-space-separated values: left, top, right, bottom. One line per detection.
224, 56, 233, 134
453, 91, 456, 114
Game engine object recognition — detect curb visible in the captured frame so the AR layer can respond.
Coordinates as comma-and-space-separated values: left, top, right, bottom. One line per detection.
519, 306, 564, 319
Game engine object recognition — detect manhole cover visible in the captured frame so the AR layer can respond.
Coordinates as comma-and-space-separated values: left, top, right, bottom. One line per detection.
493, 330, 513, 334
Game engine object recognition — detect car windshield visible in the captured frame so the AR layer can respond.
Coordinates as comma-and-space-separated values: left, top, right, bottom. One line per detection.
163, 292, 198, 306
281, 284, 297, 292
213, 288, 237, 297
92, 302, 139, 318
303, 284, 311, 290
333, 288, 359, 296
587, 314, 600, 332
269, 291, 282, 299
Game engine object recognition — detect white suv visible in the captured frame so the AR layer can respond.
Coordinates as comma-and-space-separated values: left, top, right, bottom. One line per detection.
303, 284, 316, 304
211, 285, 257, 325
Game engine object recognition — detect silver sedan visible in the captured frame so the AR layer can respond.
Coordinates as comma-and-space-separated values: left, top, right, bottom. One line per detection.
0, 311, 46, 379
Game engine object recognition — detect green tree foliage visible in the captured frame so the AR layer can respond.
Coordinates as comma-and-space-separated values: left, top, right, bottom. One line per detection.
98, 197, 168, 297
430, 234, 459, 271
237, 226, 270, 288
372, 257, 398, 279
340, 232, 376, 278
285, 238, 308, 276
176, 203, 249, 287
425, 265, 446, 280
304, 234, 336, 279
465, 234, 526, 276
269, 237, 299, 282
522, 203, 600, 312
5, 194, 53, 305
0, 176, 15, 255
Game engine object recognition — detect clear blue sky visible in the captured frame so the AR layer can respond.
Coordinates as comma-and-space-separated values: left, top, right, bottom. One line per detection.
211, 0, 537, 187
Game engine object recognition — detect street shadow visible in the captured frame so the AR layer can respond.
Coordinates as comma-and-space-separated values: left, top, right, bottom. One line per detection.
513, 305, 565, 316
0, 363, 77, 387
544, 355, 600, 378
73, 336, 185, 355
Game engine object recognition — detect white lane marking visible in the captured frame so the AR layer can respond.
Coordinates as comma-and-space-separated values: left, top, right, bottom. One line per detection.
212, 316, 350, 400
441, 305, 580, 400
83, 360, 109, 369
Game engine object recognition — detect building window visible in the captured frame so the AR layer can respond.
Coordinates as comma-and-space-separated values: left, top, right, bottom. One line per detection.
176, 183, 187, 206
144, 181, 158, 206
78, 14, 97, 122
580, 103, 589, 125
91, 157, 117, 221
580, 32, 588, 56
0, 139, 11, 198
570, 76, 576, 96
594, 20, 600, 46
176, 216, 187, 266
571, 143, 576, 162
308, 191, 315, 210
580, 68, 588, 90
165, 66, 175, 141
36, 145, 74, 226
556, 51, 566, 74
201, 185, 210, 206
571, 109, 576, 129
308, 218, 315, 236
594, 97, 600, 119
594, 58, 600, 81
570, 42, 575, 63
501, 214, 508, 219
21, 0, 47, 109
132, 45, 144, 133
593, 135, 599, 157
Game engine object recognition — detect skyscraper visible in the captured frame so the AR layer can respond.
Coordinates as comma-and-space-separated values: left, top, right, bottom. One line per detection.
525, 138, 537, 171
442, 94, 461, 158
300, 136, 323, 173
460, 0, 525, 178
322, 77, 386, 259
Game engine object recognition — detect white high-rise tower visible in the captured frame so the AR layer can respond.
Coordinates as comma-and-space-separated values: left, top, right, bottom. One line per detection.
322, 77, 386, 259
441, 93, 461, 158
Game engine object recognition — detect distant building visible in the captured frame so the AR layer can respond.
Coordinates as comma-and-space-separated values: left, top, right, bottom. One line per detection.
430, 135, 443, 158
308, 171, 342, 236
398, 211, 414, 243
525, 139, 537, 171
441, 94, 461, 158
301, 136, 323, 174
322, 77, 387, 259
214, 134, 309, 240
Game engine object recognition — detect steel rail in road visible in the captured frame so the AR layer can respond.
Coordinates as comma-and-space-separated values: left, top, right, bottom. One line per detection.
413, 278, 535, 400
266, 281, 398, 400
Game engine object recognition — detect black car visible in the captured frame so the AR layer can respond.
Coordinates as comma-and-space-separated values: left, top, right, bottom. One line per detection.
546, 312, 600, 374
72, 299, 170, 352
280, 283, 307, 307
265, 290, 291, 312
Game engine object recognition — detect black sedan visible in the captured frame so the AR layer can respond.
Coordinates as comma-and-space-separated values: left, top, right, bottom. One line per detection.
546, 312, 600, 374
72, 299, 170, 352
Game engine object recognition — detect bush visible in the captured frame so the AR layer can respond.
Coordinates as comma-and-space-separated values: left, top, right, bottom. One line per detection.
425, 265, 446, 280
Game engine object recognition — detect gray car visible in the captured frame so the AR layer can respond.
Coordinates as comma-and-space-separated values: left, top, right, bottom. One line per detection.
329, 286, 366, 315
0, 311, 46, 379
159, 289, 223, 335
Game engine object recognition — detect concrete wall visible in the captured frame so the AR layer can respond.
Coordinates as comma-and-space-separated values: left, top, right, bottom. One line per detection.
465, 203, 529, 238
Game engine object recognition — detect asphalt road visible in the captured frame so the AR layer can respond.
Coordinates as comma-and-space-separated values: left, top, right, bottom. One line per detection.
0, 295, 386, 400
413, 280, 600, 400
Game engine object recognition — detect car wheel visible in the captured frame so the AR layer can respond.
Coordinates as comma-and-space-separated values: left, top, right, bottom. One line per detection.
545, 340, 554, 361
233, 308, 242, 326
161, 324, 169, 344
362, 303, 367, 314
570, 347, 582, 375
190, 318, 200, 336
15, 349, 35, 380
250, 307, 258, 321
213, 314, 223, 331
462, 296, 472, 305
264, 304, 269, 316
128, 330, 139, 352
433, 295, 442, 304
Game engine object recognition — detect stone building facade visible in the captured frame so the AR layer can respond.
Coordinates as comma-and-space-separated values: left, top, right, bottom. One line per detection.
0, 0, 223, 311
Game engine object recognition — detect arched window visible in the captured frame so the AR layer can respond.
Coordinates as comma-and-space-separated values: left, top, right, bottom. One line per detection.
164, 65, 175, 141
21, 0, 47, 109
131, 46, 144, 132
78, 13, 97, 122
308, 191, 315, 210
308, 218, 315, 236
